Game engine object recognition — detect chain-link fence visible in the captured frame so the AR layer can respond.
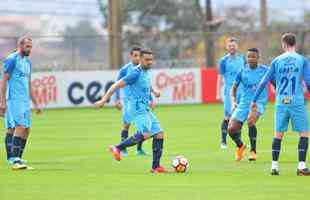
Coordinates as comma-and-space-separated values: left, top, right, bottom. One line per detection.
1, 31, 310, 71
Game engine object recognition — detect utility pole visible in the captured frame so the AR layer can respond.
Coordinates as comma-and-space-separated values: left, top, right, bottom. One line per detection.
108, 0, 122, 69
260, 0, 268, 62
205, 0, 215, 67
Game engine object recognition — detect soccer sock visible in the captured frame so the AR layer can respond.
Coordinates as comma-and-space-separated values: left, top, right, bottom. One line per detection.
116, 133, 144, 150
11, 136, 23, 158
5, 133, 13, 160
152, 138, 164, 169
20, 138, 27, 158
229, 131, 243, 148
121, 130, 129, 141
248, 125, 257, 153
137, 140, 143, 151
272, 138, 282, 162
221, 120, 229, 144
298, 137, 308, 169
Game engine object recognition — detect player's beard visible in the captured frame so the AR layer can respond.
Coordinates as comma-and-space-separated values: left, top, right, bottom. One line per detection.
23, 50, 31, 56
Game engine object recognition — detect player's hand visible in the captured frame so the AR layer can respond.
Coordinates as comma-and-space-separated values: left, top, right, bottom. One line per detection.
232, 101, 238, 111
250, 102, 257, 112
216, 93, 222, 102
34, 105, 42, 115
0, 102, 7, 117
115, 100, 122, 111
153, 90, 160, 98
94, 99, 106, 109
149, 101, 155, 110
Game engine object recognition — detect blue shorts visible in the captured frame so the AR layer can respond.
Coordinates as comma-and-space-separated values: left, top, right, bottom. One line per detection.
134, 111, 163, 136
5, 100, 31, 129
231, 102, 265, 123
122, 100, 133, 125
275, 104, 309, 133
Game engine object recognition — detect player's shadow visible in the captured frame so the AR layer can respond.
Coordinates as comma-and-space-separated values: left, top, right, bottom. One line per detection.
27, 161, 71, 171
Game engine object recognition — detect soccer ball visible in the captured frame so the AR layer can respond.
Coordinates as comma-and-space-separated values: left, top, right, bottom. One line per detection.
171, 155, 189, 173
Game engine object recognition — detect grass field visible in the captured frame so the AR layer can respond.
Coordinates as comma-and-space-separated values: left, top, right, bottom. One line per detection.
0, 103, 309, 200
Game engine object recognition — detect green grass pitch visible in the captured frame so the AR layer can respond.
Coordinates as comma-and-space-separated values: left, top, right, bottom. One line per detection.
0, 104, 309, 200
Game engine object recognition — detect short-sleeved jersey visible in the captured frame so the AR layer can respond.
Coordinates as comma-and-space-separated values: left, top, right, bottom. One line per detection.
122, 66, 151, 114
115, 62, 136, 103
253, 52, 310, 106
234, 64, 268, 105
2, 52, 32, 102
218, 53, 246, 94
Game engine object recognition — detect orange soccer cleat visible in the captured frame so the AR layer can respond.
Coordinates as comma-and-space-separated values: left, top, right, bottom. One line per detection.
235, 144, 246, 161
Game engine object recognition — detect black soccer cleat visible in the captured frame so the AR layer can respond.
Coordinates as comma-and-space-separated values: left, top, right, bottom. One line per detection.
271, 169, 280, 176
297, 168, 310, 176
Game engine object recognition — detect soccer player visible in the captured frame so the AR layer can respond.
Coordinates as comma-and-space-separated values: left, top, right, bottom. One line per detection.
95, 48, 166, 173
216, 37, 246, 149
251, 33, 310, 176
114, 46, 148, 156
0, 36, 41, 170
228, 48, 269, 161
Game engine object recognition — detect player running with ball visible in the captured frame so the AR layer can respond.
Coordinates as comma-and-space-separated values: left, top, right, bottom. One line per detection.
95, 48, 166, 173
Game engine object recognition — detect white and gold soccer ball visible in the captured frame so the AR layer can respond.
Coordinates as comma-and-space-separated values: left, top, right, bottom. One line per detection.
171, 155, 189, 173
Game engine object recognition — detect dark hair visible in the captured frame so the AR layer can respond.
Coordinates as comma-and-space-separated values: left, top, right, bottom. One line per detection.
226, 37, 238, 43
140, 48, 153, 57
248, 48, 259, 54
130, 46, 141, 55
281, 33, 296, 46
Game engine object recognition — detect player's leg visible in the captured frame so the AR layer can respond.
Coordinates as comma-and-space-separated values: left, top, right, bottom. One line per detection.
290, 105, 310, 175
220, 94, 231, 149
271, 106, 289, 175
228, 106, 247, 161
149, 112, 166, 173
5, 128, 14, 162
10, 106, 31, 169
4, 105, 15, 162
120, 123, 130, 156
11, 125, 28, 170
109, 113, 151, 161
247, 103, 264, 161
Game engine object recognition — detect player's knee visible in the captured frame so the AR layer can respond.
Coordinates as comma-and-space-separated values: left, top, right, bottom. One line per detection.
299, 132, 309, 138
274, 132, 284, 139
7, 128, 14, 134
228, 121, 241, 134
123, 124, 130, 130
247, 121, 256, 128
154, 132, 164, 139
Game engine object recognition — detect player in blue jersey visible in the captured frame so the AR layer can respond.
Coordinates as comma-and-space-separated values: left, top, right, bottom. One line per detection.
95, 48, 166, 173
217, 37, 246, 149
0, 36, 41, 170
228, 48, 269, 161
251, 33, 310, 176
114, 46, 148, 156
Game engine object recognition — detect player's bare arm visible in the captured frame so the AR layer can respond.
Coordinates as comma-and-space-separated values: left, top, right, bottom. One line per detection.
151, 86, 160, 98
216, 75, 223, 100
95, 80, 126, 108
230, 84, 238, 111
0, 73, 9, 116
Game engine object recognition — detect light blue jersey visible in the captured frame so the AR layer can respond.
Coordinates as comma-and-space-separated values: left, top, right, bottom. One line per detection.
115, 62, 136, 103
218, 53, 246, 95
3, 52, 31, 102
122, 66, 162, 135
253, 52, 310, 132
231, 64, 268, 122
254, 52, 310, 106
3, 52, 32, 128
218, 53, 246, 117
235, 64, 269, 105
